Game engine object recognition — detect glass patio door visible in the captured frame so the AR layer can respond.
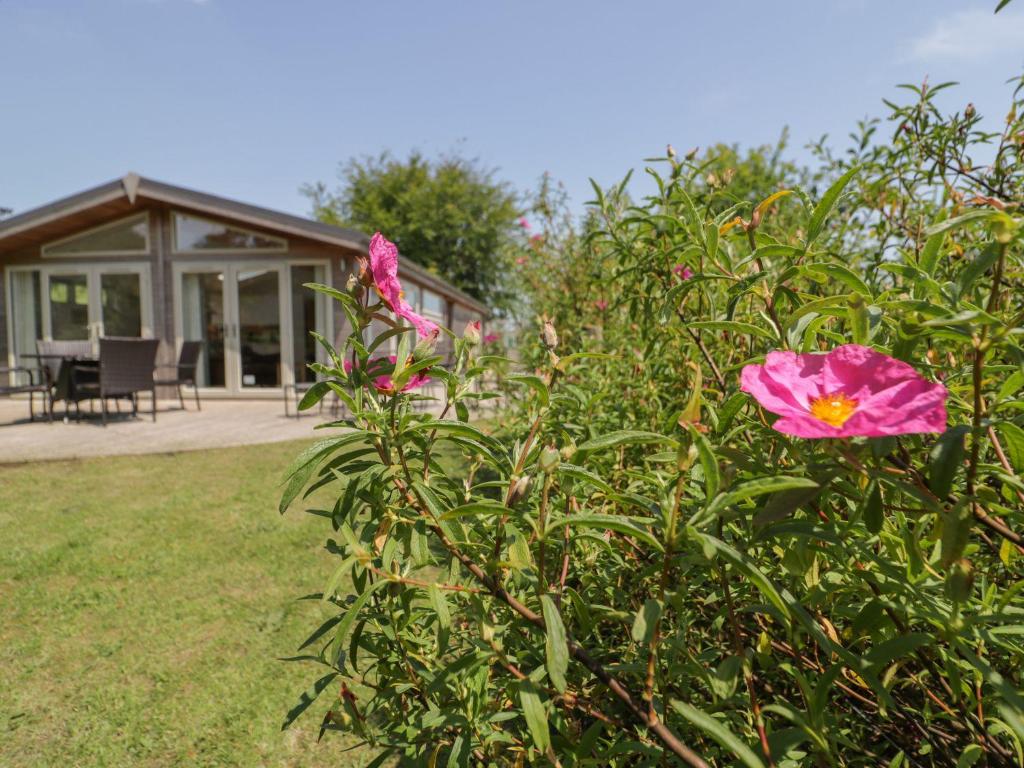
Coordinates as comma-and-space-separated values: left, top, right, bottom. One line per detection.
234, 266, 282, 389
175, 262, 327, 395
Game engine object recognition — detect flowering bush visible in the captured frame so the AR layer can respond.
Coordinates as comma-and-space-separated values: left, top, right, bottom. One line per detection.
282, 81, 1024, 767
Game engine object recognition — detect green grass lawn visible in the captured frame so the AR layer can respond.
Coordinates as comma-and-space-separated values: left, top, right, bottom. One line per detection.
0, 440, 371, 768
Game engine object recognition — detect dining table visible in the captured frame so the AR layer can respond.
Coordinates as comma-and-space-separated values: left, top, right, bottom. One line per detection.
21, 352, 99, 408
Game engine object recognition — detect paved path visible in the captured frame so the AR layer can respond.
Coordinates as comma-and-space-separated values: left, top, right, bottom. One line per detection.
0, 398, 336, 463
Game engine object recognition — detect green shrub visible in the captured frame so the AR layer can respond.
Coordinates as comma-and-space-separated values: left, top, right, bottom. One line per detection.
282, 79, 1024, 767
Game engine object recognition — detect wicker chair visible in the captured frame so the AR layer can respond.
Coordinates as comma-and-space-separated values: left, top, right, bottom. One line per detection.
36, 339, 95, 419
72, 337, 160, 425
0, 366, 52, 422
154, 341, 202, 411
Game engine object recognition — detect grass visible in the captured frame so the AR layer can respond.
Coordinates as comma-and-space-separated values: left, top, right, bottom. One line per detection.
0, 440, 372, 768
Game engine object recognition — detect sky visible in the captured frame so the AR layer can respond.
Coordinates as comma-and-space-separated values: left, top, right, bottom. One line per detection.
1, 0, 1023, 221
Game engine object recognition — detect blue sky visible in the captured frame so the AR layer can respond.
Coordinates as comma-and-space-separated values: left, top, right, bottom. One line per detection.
1, 0, 1022, 219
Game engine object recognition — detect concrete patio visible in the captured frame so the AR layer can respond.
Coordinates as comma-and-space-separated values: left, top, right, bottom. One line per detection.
0, 398, 337, 463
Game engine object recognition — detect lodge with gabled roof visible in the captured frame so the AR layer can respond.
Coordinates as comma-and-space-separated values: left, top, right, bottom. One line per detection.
0, 174, 488, 397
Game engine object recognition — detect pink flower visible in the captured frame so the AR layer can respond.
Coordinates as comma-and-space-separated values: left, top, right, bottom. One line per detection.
464, 319, 481, 342
674, 265, 694, 280
344, 355, 430, 394
369, 232, 439, 339
518, 217, 530, 229
740, 345, 947, 438
529, 234, 544, 244
515, 257, 527, 266
594, 299, 608, 311
483, 333, 500, 344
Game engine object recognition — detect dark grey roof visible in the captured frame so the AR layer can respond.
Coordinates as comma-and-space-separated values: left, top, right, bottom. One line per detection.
0, 173, 489, 314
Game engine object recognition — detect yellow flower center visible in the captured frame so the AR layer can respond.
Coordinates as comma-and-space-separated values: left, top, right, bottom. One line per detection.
809, 392, 858, 428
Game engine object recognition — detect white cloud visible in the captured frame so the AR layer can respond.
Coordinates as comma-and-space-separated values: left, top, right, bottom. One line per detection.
907, 8, 1024, 62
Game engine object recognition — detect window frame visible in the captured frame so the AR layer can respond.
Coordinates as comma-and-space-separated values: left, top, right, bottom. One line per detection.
5, 262, 153, 350
171, 211, 288, 255
41, 213, 151, 258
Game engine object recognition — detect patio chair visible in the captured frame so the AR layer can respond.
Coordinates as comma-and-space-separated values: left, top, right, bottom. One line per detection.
154, 340, 202, 411
35, 339, 96, 420
72, 337, 160, 425
0, 365, 52, 422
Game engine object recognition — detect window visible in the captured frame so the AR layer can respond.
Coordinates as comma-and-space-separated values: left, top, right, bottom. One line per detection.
49, 274, 89, 340
422, 289, 445, 319
101, 273, 142, 337
291, 265, 325, 384
173, 213, 286, 253
9, 271, 42, 386
43, 214, 149, 257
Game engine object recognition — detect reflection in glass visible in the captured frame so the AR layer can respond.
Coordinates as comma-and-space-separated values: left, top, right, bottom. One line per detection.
237, 269, 281, 387
44, 214, 148, 256
100, 273, 142, 337
181, 272, 225, 387
49, 274, 89, 340
290, 265, 318, 384
174, 213, 285, 252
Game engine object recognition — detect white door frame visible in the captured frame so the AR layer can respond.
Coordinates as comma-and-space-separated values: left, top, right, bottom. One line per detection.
171, 259, 331, 397
6, 261, 153, 345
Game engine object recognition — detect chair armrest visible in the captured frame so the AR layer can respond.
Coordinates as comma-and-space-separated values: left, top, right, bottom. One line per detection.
0, 366, 41, 385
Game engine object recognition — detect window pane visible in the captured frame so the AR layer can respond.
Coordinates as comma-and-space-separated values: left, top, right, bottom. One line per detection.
237, 269, 281, 387
182, 272, 226, 387
49, 274, 89, 340
422, 290, 444, 316
405, 283, 422, 312
45, 215, 148, 255
290, 265, 320, 384
10, 271, 42, 386
174, 213, 285, 252
101, 273, 142, 337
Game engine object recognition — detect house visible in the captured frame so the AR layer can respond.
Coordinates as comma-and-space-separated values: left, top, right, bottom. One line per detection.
0, 174, 488, 397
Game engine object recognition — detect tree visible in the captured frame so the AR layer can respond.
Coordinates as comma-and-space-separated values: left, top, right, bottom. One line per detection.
303, 151, 523, 310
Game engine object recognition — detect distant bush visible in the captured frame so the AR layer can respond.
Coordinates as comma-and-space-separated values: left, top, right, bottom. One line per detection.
282, 76, 1024, 767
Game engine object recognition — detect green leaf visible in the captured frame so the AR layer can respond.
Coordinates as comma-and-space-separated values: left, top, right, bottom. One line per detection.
803, 262, 872, 298
630, 598, 662, 644
439, 500, 509, 520
547, 513, 664, 552
924, 209, 996, 236
577, 430, 677, 453
541, 595, 569, 693
690, 426, 720, 500
929, 426, 969, 500
328, 579, 389, 667
506, 374, 549, 407
754, 483, 823, 526
558, 463, 615, 494
864, 632, 932, 667
519, 681, 550, 752
688, 320, 777, 341
862, 481, 884, 534
693, 531, 790, 621
806, 164, 860, 247
707, 476, 820, 519
957, 744, 983, 768
298, 381, 330, 411
428, 584, 451, 630
941, 501, 974, 568
281, 672, 337, 730
997, 422, 1024, 474
918, 231, 945, 276
670, 700, 766, 768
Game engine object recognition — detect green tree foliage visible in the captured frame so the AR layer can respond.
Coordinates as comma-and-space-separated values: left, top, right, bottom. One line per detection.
304, 151, 522, 310
282, 76, 1024, 766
